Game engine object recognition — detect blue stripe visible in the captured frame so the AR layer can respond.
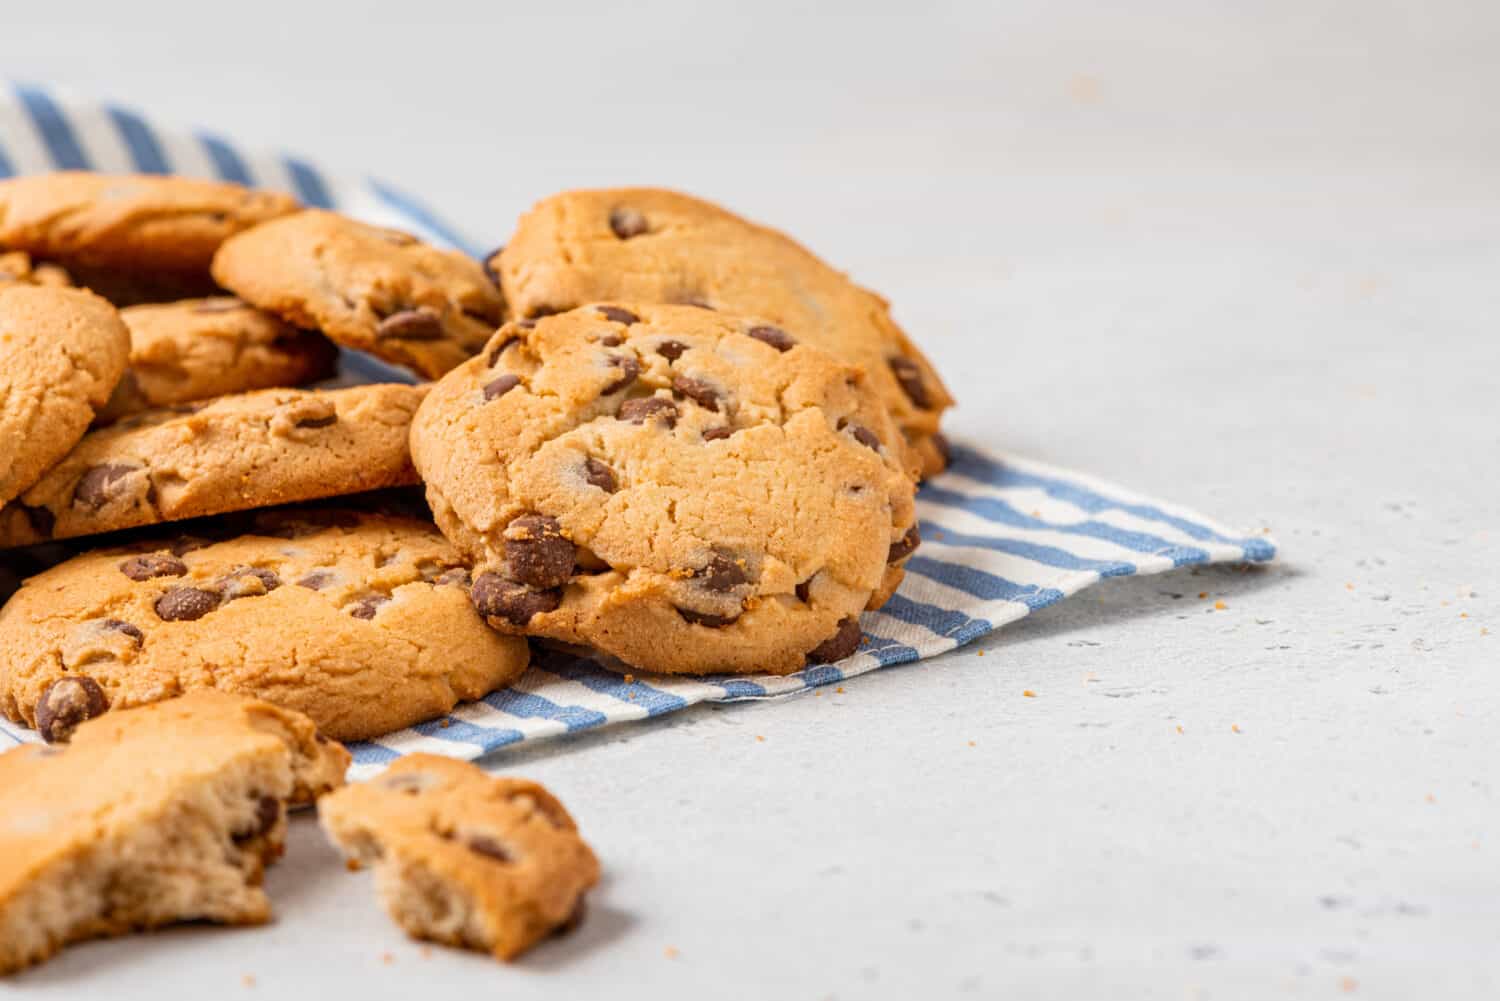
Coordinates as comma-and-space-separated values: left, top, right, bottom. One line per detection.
906, 555, 1068, 609
410, 716, 524, 752
543, 659, 689, 716
920, 518, 1137, 577
801, 663, 844, 687
197, 132, 253, 185
948, 445, 1275, 562
106, 105, 170, 173
285, 156, 335, 208
691, 675, 769, 698
368, 178, 480, 257
482, 689, 608, 731
921, 483, 1211, 565
347, 740, 400, 766
15, 84, 89, 169
877, 593, 997, 645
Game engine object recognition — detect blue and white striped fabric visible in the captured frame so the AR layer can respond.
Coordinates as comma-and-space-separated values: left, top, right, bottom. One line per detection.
0, 84, 1276, 777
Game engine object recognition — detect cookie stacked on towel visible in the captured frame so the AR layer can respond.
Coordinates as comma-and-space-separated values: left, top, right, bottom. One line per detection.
0, 169, 950, 967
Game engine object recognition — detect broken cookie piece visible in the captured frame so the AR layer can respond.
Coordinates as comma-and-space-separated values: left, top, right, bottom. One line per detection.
318, 754, 599, 961
0, 690, 349, 975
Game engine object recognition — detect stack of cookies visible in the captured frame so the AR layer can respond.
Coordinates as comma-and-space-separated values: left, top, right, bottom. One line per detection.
0, 172, 951, 970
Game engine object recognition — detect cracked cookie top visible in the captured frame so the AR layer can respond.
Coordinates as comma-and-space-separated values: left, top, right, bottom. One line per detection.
410, 303, 919, 675
212, 210, 504, 379
0, 172, 299, 275
493, 187, 953, 475
0, 285, 131, 507
0, 383, 426, 548
0, 509, 528, 741
98, 296, 339, 420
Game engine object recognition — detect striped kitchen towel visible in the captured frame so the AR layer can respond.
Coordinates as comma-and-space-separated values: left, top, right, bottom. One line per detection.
0, 83, 1276, 777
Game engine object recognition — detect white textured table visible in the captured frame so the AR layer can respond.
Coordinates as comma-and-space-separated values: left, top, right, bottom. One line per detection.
2, 4, 1496, 998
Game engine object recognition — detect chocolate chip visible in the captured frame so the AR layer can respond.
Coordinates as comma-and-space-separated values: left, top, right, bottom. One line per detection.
697, 553, 747, 592
747, 325, 795, 351
349, 595, 389, 620
601, 355, 641, 395
609, 206, 648, 239
20, 504, 54, 539
470, 572, 561, 626
702, 426, 734, 441
600, 334, 622, 347
889, 357, 931, 409
887, 525, 921, 563
807, 617, 862, 664
119, 553, 187, 581
376, 308, 445, 341
677, 607, 740, 628
483, 374, 521, 401
101, 619, 144, 643
235, 795, 281, 843
466, 834, 515, 863
220, 567, 281, 601
655, 340, 688, 361
618, 396, 678, 427
434, 568, 471, 588
597, 306, 639, 325
505, 514, 575, 589
35, 676, 108, 743
795, 578, 814, 603
296, 570, 335, 590
847, 423, 881, 450
294, 413, 338, 430
155, 586, 220, 622
583, 458, 617, 493
672, 375, 721, 412
73, 464, 136, 511
486, 335, 517, 366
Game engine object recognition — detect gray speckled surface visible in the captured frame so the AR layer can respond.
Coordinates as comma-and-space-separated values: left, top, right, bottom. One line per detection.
1, 3, 1496, 998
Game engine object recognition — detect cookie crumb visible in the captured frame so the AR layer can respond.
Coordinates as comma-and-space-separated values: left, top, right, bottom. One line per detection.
664, 945, 680, 959
623, 674, 635, 684
1198, 591, 1208, 600
1022, 690, 1036, 698
835, 686, 845, 694
755, 735, 765, 742
346, 858, 363, 872
439, 719, 451, 729
1213, 600, 1227, 611
1231, 724, 1241, 733
381, 951, 394, 965
242, 974, 256, 988
1340, 976, 1358, 993
967, 740, 976, 747
1176, 725, 1185, 734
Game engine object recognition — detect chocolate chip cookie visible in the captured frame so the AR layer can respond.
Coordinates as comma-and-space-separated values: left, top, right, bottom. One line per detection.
319, 754, 599, 961
98, 297, 339, 420
410, 303, 919, 675
0, 285, 131, 507
0, 690, 348, 975
0, 383, 425, 548
0, 171, 298, 276
212, 210, 503, 379
493, 188, 953, 475
0, 509, 528, 741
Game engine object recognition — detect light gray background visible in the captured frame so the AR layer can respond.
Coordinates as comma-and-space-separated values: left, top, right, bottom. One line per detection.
2, 2, 1497, 998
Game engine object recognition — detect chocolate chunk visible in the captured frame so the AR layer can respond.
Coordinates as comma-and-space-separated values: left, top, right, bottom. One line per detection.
100, 619, 145, 643
466, 834, 515, 863
35, 676, 108, 743
600, 334, 622, 347
601, 354, 641, 395
20, 504, 54, 539
73, 464, 136, 511
697, 553, 747, 592
294, 413, 338, 430
483, 374, 521, 401
583, 458, 617, 493
235, 795, 281, 843
376, 308, 445, 341
609, 206, 648, 239
470, 572, 561, 626
655, 339, 688, 361
597, 306, 639, 325
672, 375, 721, 412
349, 595, 389, 620
747, 325, 795, 351
887, 525, 921, 563
807, 617, 862, 664
296, 570, 335, 591
677, 607, 740, 628
889, 356, 931, 409
505, 514, 575, 589
119, 553, 187, 581
847, 423, 881, 450
618, 396, 678, 427
702, 426, 734, 441
155, 586, 220, 622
